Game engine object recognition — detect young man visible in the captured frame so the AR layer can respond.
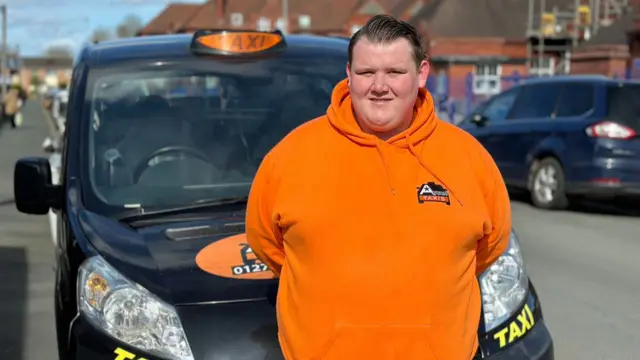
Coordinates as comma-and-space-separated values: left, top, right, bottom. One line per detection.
246, 15, 512, 360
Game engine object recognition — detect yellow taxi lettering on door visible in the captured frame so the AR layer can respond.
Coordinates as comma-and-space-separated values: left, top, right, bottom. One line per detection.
492, 304, 535, 347
114, 347, 148, 360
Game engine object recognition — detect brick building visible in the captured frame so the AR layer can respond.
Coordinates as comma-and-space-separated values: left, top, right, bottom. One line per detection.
19, 57, 73, 92
138, 0, 638, 102
138, 0, 530, 98
138, 0, 429, 37
408, 0, 532, 100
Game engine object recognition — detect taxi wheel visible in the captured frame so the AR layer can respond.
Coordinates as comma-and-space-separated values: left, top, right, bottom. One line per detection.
529, 157, 569, 210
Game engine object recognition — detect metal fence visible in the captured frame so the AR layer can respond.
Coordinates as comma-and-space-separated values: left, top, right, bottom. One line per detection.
427, 67, 640, 124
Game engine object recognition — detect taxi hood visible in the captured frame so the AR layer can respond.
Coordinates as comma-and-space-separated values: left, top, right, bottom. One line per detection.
77, 209, 278, 306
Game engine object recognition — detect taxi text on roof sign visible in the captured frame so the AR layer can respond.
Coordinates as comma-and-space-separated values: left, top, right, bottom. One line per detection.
191, 29, 285, 55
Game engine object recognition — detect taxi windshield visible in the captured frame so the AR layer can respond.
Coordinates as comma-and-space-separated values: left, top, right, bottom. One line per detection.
83, 55, 346, 213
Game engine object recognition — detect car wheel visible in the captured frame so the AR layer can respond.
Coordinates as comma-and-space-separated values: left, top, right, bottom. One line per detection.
529, 157, 569, 210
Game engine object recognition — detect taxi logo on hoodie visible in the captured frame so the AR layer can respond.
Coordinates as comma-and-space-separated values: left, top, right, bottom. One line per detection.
417, 182, 450, 205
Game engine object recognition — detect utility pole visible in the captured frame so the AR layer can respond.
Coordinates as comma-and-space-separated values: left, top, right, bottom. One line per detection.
527, 0, 534, 69
573, 0, 580, 47
281, 0, 289, 34
593, 0, 600, 35
538, 0, 545, 76
1, 4, 7, 100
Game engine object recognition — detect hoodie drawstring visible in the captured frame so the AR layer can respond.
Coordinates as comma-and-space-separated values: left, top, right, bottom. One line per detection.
375, 141, 396, 195
405, 135, 463, 207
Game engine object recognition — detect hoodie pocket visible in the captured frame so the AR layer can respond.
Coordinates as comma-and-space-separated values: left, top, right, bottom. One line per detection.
312, 323, 440, 360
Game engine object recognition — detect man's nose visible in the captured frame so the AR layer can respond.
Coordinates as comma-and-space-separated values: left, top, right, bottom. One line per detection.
371, 75, 389, 94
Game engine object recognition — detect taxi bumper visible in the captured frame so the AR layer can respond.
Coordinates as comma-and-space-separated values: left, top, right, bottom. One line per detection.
67, 299, 283, 360
483, 320, 554, 360
68, 316, 553, 360
68, 292, 552, 360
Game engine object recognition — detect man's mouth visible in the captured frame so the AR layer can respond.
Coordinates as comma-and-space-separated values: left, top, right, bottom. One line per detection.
370, 98, 392, 103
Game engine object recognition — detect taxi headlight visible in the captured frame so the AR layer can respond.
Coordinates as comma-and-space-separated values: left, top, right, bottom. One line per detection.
77, 255, 194, 360
478, 229, 529, 332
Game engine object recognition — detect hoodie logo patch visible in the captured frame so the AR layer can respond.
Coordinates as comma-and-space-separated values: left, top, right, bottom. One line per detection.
417, 182, 450, 205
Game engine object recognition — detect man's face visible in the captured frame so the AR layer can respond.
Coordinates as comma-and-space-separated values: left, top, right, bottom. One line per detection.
347, 38, 429, 137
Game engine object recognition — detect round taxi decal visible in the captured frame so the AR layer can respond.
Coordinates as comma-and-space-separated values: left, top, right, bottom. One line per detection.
195, 233, 275, 280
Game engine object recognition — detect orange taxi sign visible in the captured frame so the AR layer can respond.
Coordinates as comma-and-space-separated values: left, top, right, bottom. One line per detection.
195, 233, 276, 280
192, 30, 284, 54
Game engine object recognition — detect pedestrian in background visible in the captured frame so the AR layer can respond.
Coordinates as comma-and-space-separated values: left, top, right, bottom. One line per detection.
246, 14, 511, 360
2, 82, 21, 128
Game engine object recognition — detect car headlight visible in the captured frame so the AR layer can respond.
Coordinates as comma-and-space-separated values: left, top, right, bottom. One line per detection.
478, 229, 529, 332
78, 255, 194, 360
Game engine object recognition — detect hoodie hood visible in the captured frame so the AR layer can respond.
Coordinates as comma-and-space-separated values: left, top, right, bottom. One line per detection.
326, 78, 462, 205
327, 78, 437, 148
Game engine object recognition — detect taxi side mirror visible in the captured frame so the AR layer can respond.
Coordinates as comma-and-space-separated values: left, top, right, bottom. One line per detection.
14, 157, 61, 215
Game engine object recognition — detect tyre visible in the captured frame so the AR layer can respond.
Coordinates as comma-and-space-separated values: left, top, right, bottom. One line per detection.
529, 157, 569, 210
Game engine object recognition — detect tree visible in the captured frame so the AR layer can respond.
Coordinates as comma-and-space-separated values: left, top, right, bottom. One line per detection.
30, 74, 42, 87
44, 45, 74, 59
116, 14, 143, 38
89, 27, 113, 44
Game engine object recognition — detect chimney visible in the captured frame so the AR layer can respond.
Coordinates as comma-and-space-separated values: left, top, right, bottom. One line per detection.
217, 0, 226, 26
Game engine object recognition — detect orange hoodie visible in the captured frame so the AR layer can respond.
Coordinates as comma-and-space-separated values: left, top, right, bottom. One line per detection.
246, 79, 511, 360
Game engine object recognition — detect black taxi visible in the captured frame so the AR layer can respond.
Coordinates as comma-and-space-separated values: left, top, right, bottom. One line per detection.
14, 29, 554, 360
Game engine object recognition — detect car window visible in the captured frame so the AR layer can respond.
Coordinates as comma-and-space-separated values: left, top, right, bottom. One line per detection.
481, 89, 518, 123
556, 83, 595, 117
606, 83, 640, 131
83, 55, 347, 211
508, 83, 562, 120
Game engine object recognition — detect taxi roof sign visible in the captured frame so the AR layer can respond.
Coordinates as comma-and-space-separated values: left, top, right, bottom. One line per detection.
190, 30, 286, 55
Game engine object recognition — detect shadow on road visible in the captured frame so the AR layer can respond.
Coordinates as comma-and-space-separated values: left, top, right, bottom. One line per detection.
0, 198, 16, 206
0, 246, 27, 360
510, 190, 640, 217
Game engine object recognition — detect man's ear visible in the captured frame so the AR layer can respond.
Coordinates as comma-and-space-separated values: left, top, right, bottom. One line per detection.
417, 60, 430, 88
345, 62, 351, 85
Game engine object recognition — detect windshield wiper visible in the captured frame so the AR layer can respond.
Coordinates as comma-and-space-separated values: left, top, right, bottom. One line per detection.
117, 196, 249, 223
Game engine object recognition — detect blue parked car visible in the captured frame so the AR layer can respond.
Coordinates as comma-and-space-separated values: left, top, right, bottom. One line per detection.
459, 75, 640, 210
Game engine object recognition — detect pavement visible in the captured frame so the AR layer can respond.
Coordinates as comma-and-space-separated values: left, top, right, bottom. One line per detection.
0, 100, 638, 360
0, 99, 57, 360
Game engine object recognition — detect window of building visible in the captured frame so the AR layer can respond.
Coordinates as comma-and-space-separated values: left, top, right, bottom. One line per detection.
298, 15, 311, 29
473, 64, 502, 96
230, 13, 243, 27
276, 17, 287, 32
257, 17, 271, 31
530, 57, 555, 77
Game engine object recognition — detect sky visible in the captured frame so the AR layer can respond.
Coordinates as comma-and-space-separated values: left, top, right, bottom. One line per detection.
6, 0, 207, 57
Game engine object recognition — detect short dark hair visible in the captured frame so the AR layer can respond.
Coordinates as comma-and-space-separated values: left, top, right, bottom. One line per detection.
348, 14, 426, 68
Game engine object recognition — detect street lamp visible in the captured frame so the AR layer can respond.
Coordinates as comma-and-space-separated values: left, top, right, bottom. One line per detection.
1, 4, 7, 99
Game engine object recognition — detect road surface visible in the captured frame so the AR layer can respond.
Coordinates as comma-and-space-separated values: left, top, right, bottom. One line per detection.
512, 197, 640, 360
0, 100, 638, 359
